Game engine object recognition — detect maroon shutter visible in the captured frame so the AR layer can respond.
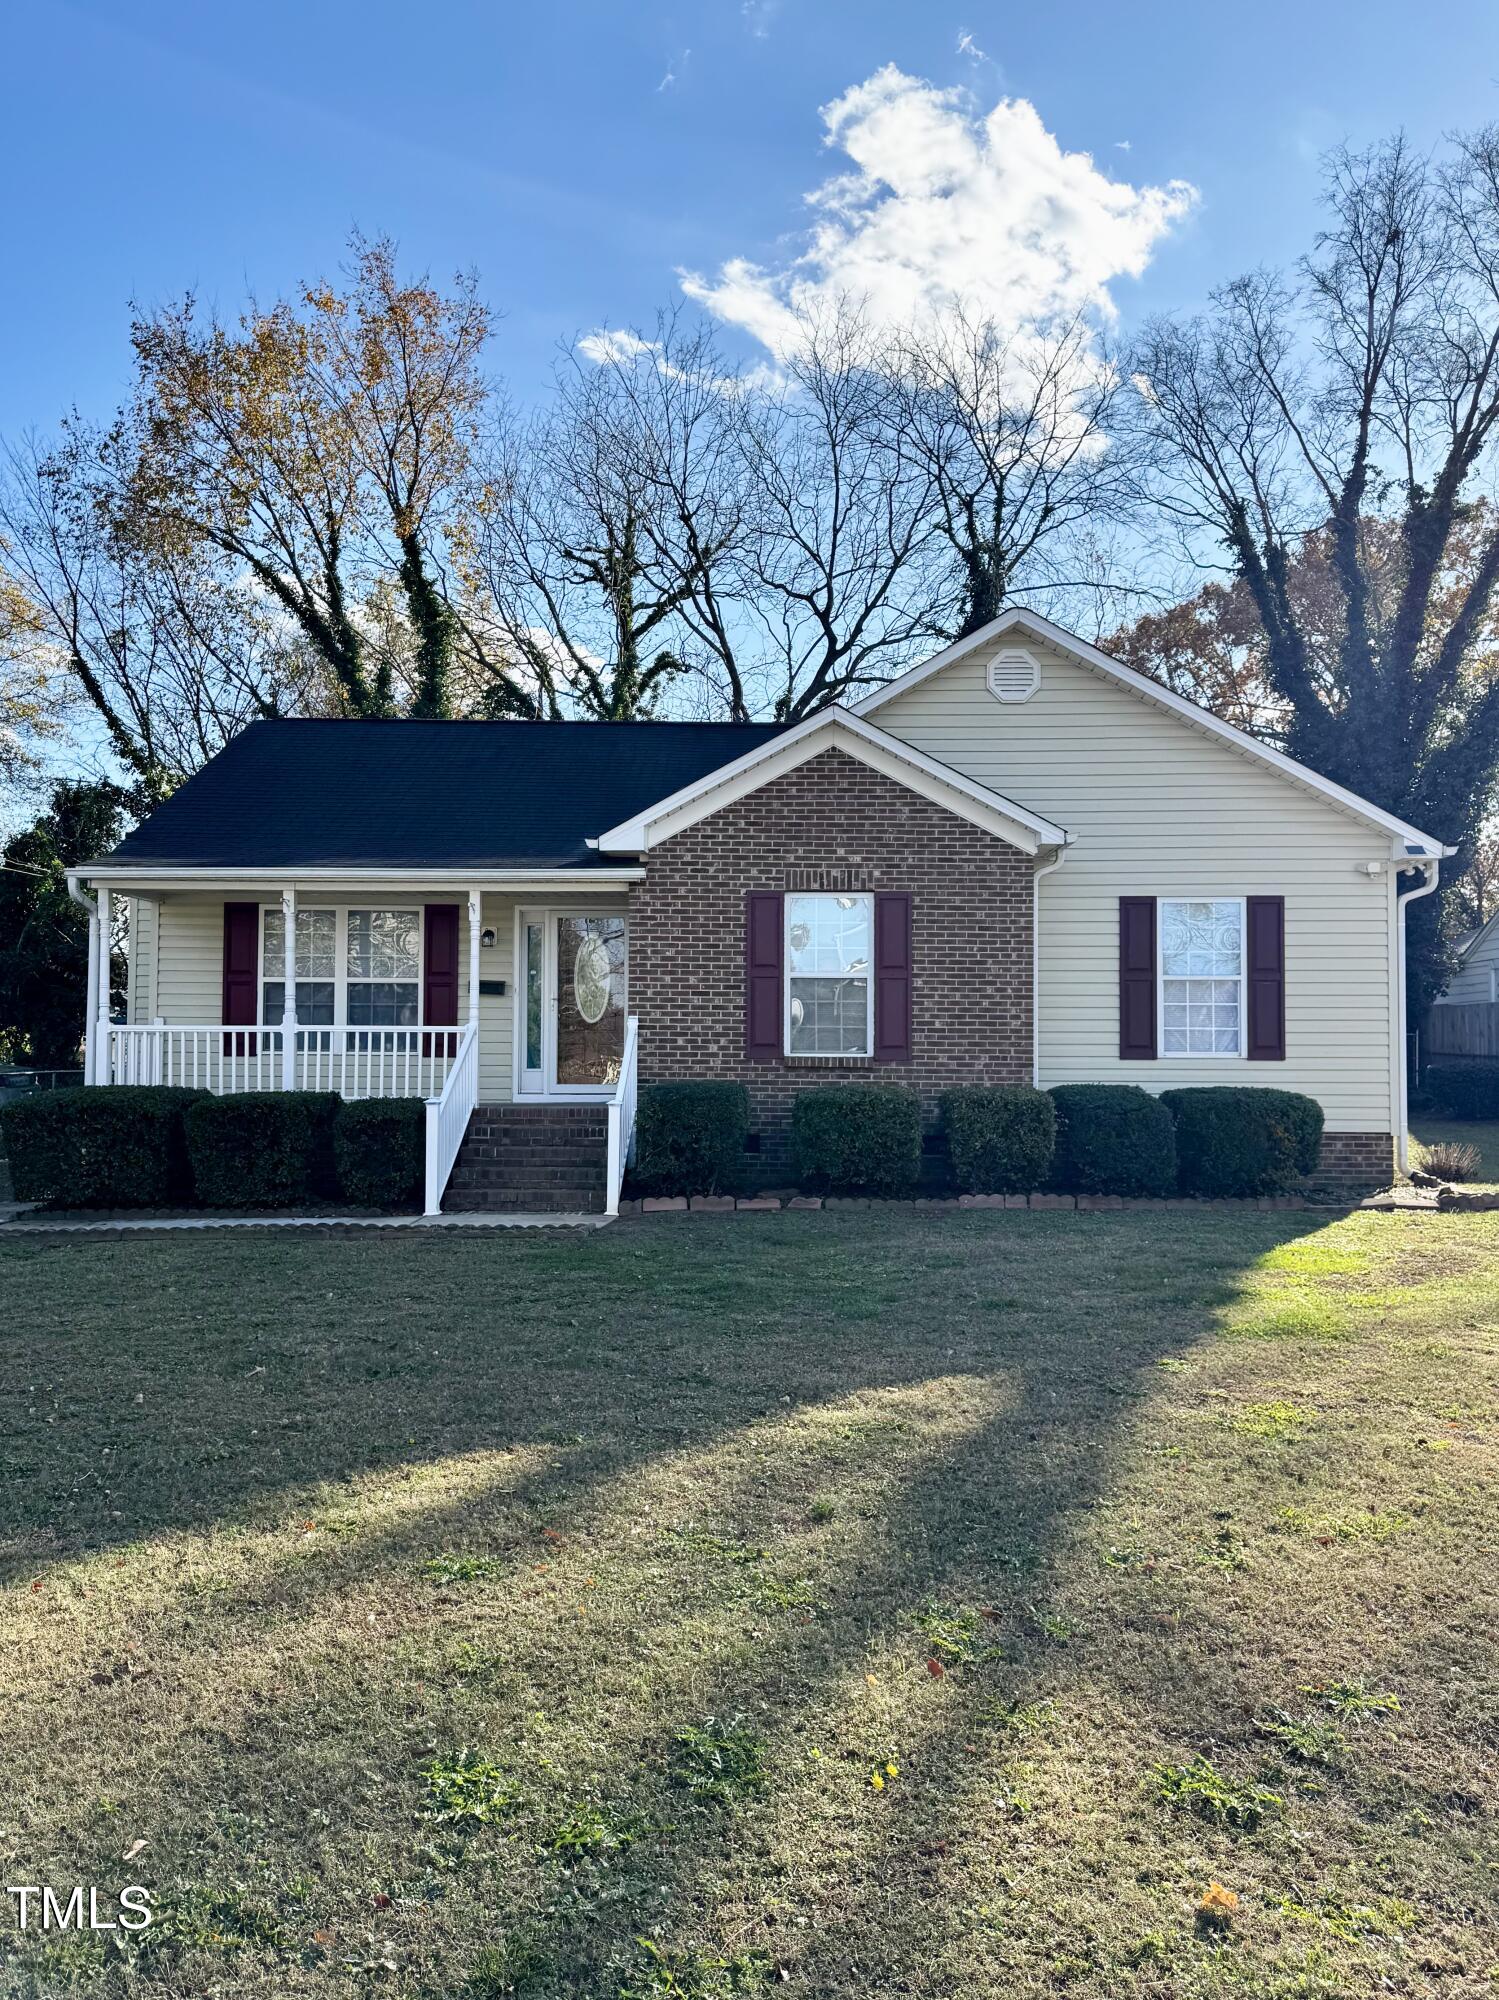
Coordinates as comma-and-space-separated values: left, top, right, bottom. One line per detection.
745, 892, 783, 1061
423, 905, 460, 1025
873, 891, 912, 1062
1246, 895, 1286, 1060
222, 902, 260, 1025
1119, 897, 1157, 1059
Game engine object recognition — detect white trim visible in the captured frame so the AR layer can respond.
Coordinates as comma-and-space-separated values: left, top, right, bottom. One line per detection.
590, 706, 1068, 857
783, 891, 875, 1059
512, 904, 630, 1101
1157, 896, 1247, 1060
1031, 847, 1066, 1086
257, 901, 426, 1030
69, 867, 646, 891
852, 607, 1453, 860
1396, 859, 1441, 1172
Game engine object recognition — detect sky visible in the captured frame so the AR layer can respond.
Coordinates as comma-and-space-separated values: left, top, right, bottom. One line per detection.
4, 0, 1498, 439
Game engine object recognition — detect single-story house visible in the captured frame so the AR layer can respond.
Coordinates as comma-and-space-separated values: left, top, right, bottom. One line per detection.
1433, 909, 1499, 1007
68, 608, 1451, 1213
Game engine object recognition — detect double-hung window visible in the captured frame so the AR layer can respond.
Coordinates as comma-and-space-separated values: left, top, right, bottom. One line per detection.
1160, 898, 1244, 1056
786, 892, 873, 1056
346, 909, 421, 1026
261, 907, 336, 1025
260, 907, 421, 1026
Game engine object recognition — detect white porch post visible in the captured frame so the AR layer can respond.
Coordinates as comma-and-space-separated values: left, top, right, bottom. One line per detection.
95, 888, 112, 1085
83, 894, 101, 1084
467, 888, 482, 1032
281, 886, 298, 1091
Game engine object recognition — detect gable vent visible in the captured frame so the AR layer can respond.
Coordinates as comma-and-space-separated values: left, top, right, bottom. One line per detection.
987, 646, 1040, 703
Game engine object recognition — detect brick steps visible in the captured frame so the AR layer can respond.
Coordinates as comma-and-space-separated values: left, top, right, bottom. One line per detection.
444, 1102, 608, 1214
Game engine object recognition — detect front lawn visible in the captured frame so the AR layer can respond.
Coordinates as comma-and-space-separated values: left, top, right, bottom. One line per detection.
1, 1211, 1495, 1999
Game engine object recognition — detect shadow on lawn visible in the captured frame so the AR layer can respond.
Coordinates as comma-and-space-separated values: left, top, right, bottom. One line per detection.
0, 1210, 1344, 1995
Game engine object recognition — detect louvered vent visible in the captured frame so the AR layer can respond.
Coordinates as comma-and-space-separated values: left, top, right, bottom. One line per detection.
987, 647, 1040, 703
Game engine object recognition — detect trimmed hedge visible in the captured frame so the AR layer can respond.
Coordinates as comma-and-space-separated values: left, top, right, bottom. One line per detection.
632, 1081, 749, 1197
334, 1097, 426, 1209
0, 1086, 203, 1208
1161, 1085, 1323, 1198
792, 1084, 922, 1196
1049, 1084, 1177, 1197
185, 1092, 341, 1208
940, 1084, 1056, 1194
1424, 1063, 1499, 1120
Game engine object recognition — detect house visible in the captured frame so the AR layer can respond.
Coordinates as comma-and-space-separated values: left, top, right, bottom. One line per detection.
1434, 910, 1499, 1008
67, 608, 1451, 1214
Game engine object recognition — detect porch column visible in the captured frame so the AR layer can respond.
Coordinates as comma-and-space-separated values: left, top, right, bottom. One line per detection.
467, 887, 482, 1032
83, 893, 101, 1085
281, 886, 298, 1091
95, 888, 112, 1085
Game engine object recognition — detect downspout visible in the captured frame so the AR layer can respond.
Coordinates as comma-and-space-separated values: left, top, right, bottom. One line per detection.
1395, 858, 1442, 1173
68, 879, 100, 1085
1032, 846, 1068, 1088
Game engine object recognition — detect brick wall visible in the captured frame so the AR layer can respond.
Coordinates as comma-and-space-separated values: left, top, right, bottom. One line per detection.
628, 747, 1034, 1174
1310, 1131, 1395, 1196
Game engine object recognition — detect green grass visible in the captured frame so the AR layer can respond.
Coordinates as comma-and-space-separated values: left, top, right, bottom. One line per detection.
1410, 1117, 1499, 1181
1, 1208, 1496, 1998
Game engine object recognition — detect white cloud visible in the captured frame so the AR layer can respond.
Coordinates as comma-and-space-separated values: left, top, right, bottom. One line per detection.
680, 65, 1197, 358
575, 327, 659, 366
656, 47, 689, 92
955, 30, 992, 66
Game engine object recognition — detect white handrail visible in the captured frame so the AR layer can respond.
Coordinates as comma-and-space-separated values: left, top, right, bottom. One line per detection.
424, 1020, 479, 1216
604, 1014, 640, 1218
99, 1023, 462, 1099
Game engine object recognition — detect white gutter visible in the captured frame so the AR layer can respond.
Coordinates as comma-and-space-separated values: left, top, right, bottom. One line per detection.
68, 879, 101, 1085
1395, 859, 1442, 1173
67, 866, 646, 890
1031, 846, 1067, 1087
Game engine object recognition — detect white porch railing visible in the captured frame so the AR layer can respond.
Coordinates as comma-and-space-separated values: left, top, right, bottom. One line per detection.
604, 1014, 640, 1218
424, 1020, 479, 1215
102, 1024, 463, 1100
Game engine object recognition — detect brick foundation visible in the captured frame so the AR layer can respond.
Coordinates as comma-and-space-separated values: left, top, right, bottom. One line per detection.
1307, 1131, 1395, 1197
628, 746, 1034, 1176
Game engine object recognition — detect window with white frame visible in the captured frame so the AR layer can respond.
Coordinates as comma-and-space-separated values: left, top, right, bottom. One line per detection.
260, 907, 421, 1026
786, 892, 873, 1056
1160, 898, 1244, 1056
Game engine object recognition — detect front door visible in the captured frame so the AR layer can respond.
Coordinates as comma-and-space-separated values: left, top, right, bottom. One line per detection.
518, 910, 628, 1096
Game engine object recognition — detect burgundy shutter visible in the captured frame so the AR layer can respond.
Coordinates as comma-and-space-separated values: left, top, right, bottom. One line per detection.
222, 902, 260, 1025
423, 905, 460, 1026
745, 891, 783, 1061
1246, 895, 1286, 1060
1119, 897, 1157, 1059
873, 891, 912, 1062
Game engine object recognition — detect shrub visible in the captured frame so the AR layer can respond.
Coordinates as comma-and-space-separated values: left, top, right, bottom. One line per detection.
632, 1081, 749, 1196
939, 1084, 1056, 1193
334, 1096, 425, 1209
0, 1086, 203, 1208
185, 1092, 340, 1208
1423, 1062, 1499, 1120
1161, 1086, 1323, 1198
791, 1084, 921, 1196
1412, 1136, 1482, 1183
1049, 1084, 1177, 1197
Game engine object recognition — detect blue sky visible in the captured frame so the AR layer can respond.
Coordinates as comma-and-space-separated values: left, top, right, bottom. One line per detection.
4, 0, 1497, 436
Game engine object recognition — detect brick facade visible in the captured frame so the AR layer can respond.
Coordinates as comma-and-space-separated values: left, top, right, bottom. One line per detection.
628, 747, 1034, 1174
1309, 1131, 1395, 1196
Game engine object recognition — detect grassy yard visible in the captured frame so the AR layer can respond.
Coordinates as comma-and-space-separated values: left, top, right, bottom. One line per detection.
1, 1211, 1496, 2000
1410, 1118, 1499, 1182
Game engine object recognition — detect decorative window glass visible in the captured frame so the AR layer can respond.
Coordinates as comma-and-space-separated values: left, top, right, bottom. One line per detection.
262, 907, 336, 1024
524, 921, 544, 1071
346, 909, 421, 1026
1160, 898, 1244, 1056
786, 893, 873, 1056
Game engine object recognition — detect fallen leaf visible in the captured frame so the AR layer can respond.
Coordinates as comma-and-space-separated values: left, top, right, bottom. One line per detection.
1197, 1881, 1239, 1928
926, 1657, 946, 1679
372, 1892, 392, 1911
121, 1839, 147, 1863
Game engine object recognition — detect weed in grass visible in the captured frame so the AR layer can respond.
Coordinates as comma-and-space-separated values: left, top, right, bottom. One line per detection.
1301, 1677, 1401, 1724
1196, 1525, 1250, 1572
1100, 1540, 1159, 1571
423, 1750, 524, 1826
807, 1496, 838, 1523
915, 1601, 1004, 1665
1232, 1399, 1316, 1440
753, 1573, 816, 1610
619, 1937, 770, 1997
462, 1929, 553, 1996
979, 1695, 1058, 1737
1228, 1296, 1352, 1342
1029, 1606, 1076, 1644
671, 1528, 766, 1565
547, 1797, 654, 1858
1279, 1894, 1418, 1941
1255, 1706, 1348, 1765
1277, 1505, 1416, 1542
670, 1718, 769, 1806
443, 1641, 511, 1689
1155, 1755, 1283, 1829
145, 1885, 288, 1954
425, 1553, 507, 1583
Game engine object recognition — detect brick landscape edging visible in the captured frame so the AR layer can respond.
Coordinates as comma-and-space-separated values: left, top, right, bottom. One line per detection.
623, 1190, 1332, 1214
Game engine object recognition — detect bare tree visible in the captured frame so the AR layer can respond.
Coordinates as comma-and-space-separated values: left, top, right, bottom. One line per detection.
1131, 129, 1499, 1017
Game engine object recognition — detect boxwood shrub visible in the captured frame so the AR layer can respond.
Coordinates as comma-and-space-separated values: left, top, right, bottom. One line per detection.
186, 1092, 341, 1208
632, 1081, 749, 1196
1049, 1083, 1177, 1197
0, 1086, 203, 1208
792, 1084, 922, 1196
1161, 1085, 1324, 1198
1423, 1062, 1499, 1120
939, 1084, 1056, 1194
334, 1097, 425, 1209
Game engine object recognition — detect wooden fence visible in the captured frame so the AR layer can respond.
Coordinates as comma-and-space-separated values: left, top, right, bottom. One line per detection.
1425, 1002, 1499, 1061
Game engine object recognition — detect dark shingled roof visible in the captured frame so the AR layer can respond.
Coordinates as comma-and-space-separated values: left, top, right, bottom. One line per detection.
107, 718, 787, 870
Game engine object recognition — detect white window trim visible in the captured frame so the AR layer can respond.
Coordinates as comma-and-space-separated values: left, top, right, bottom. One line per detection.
1157, 896, 1247, 1061
783, 891, 875, 1060
258, 903, 427, 1028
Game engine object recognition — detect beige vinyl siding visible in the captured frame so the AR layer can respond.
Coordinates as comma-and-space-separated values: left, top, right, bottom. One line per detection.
125, 896, 157, 1023
873, 637, 1397, 1132
1439, 925, 1499, 1005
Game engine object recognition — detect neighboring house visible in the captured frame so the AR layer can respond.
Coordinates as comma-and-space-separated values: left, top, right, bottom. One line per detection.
1433, 911, 1499, 1007
67, 609, 1451, 1213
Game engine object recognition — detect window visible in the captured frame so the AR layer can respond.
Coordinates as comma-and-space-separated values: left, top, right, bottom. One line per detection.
786, 892, 873, 1056
261, 907, 336, 1024
346, 909, 421, 1026
1160, 898, 1244, 1056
